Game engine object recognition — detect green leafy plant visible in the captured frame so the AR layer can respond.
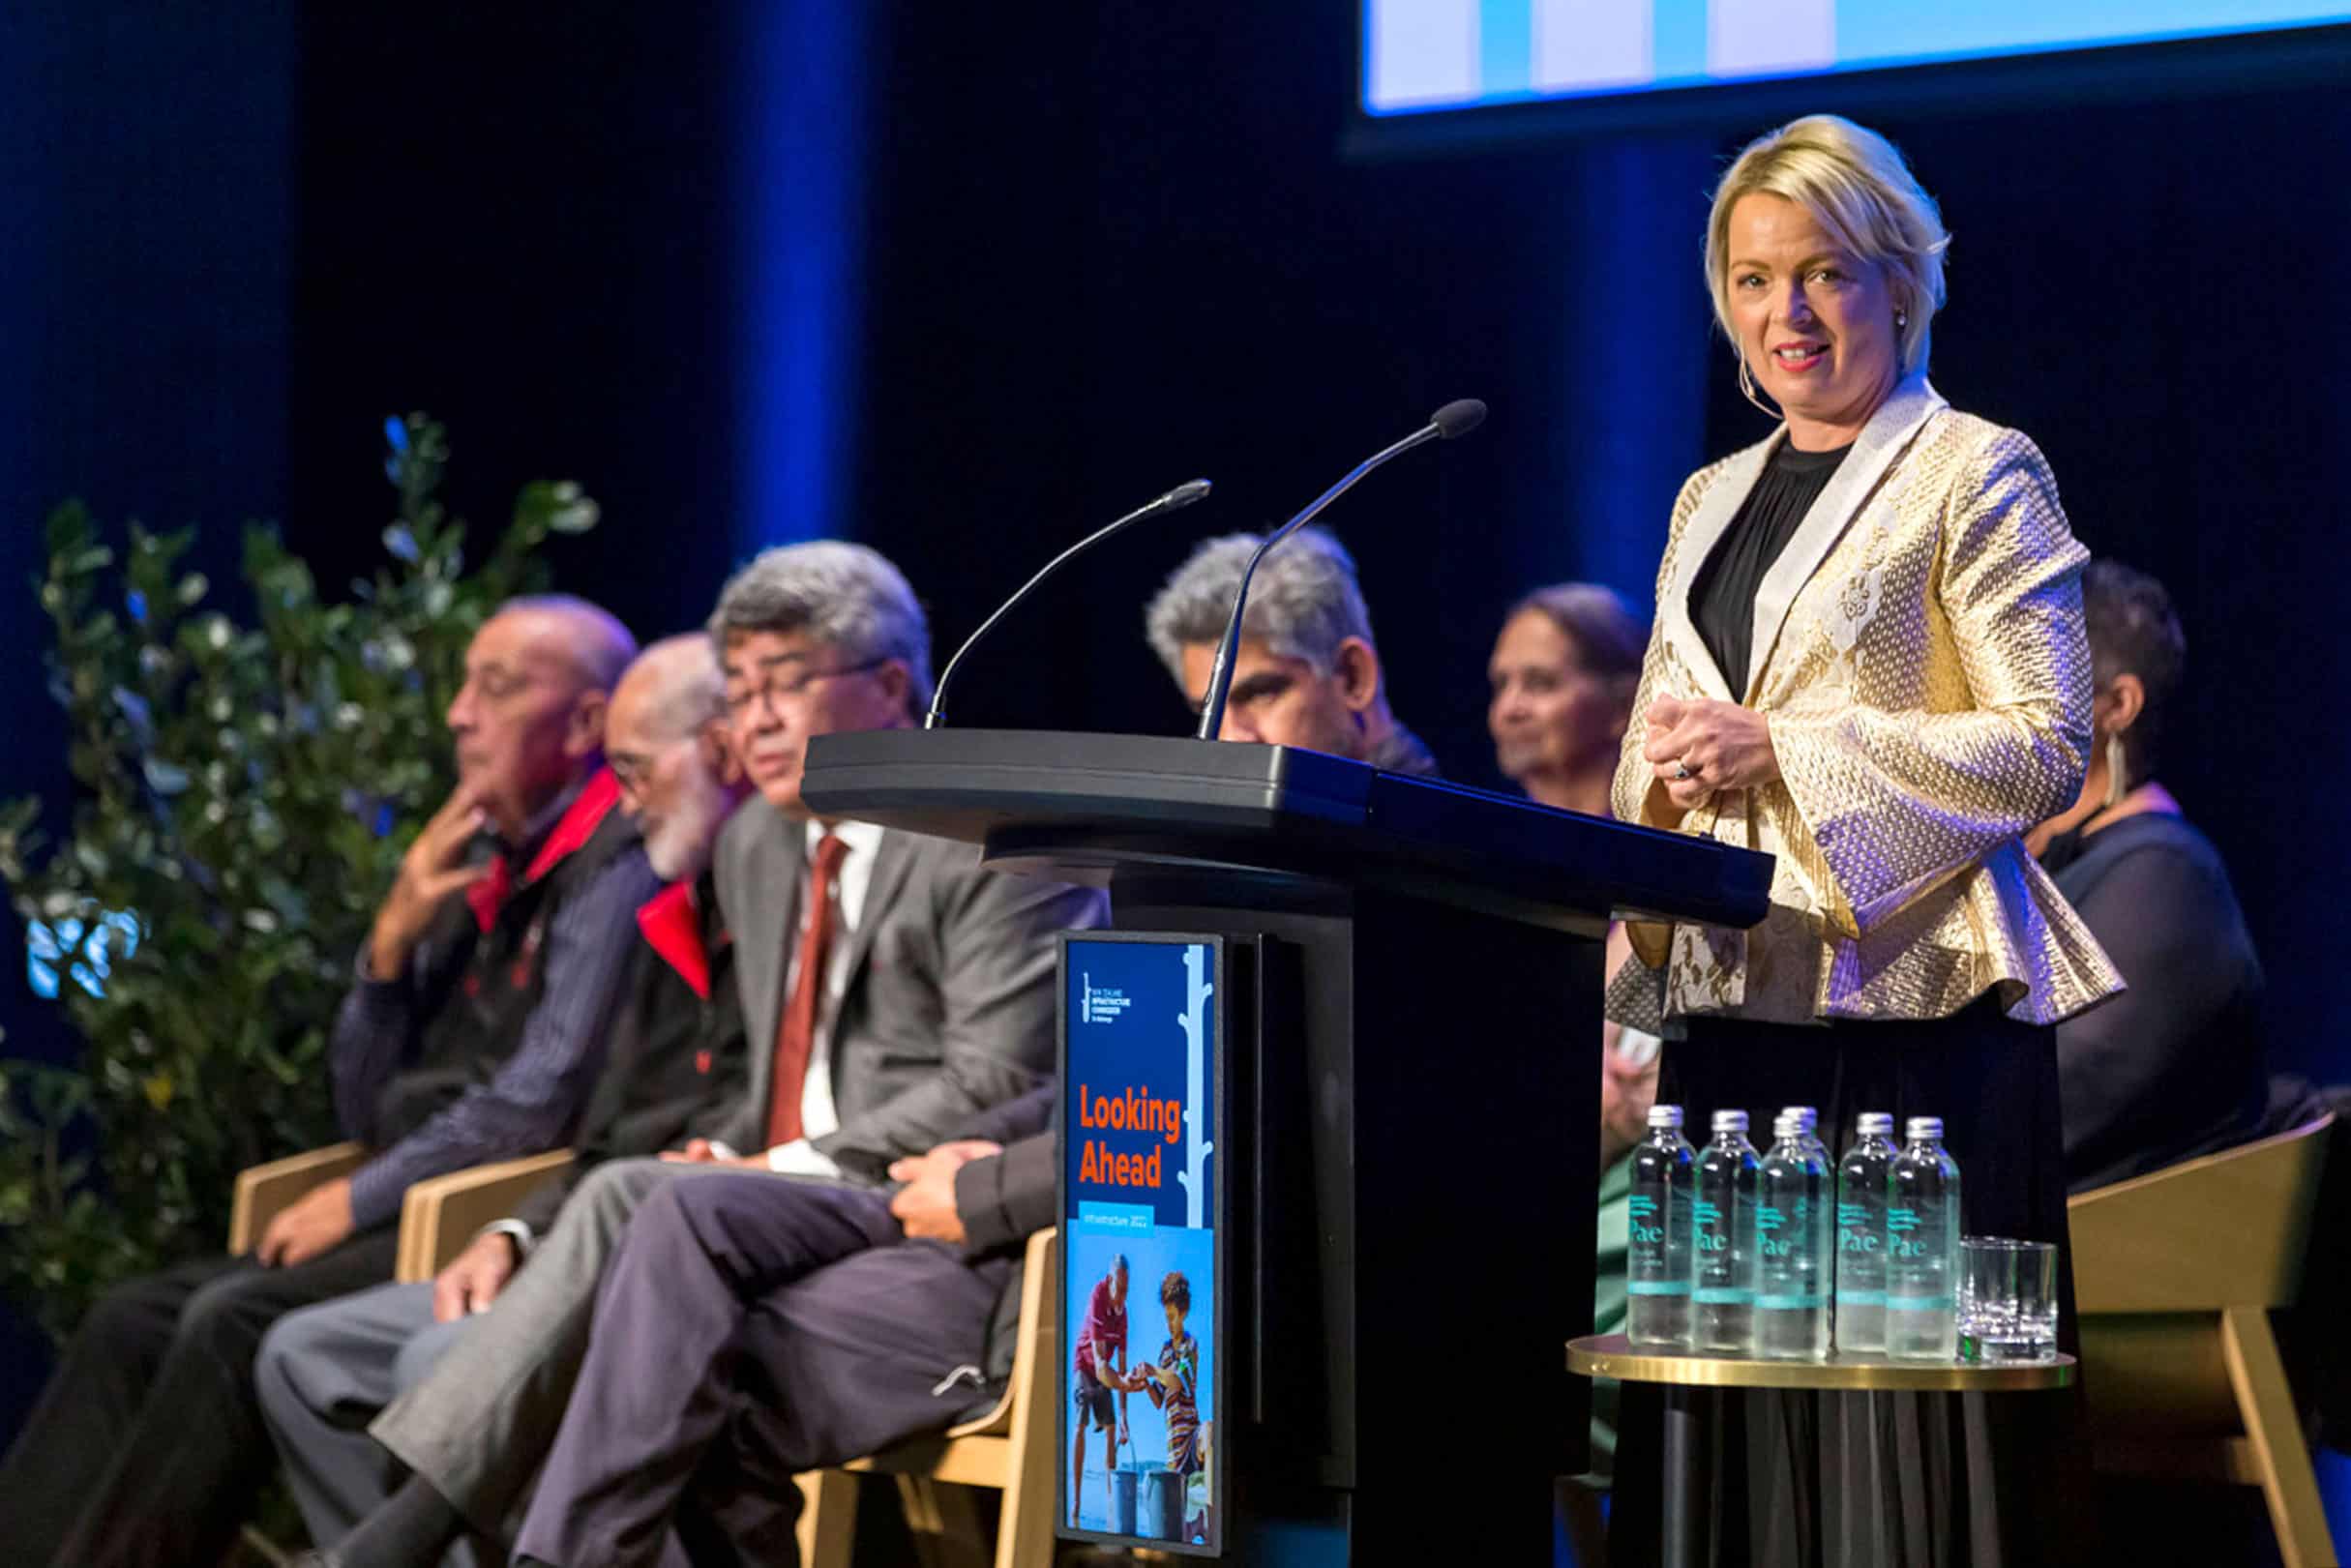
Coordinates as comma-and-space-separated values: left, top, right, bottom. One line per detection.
0, 414, 599, 1338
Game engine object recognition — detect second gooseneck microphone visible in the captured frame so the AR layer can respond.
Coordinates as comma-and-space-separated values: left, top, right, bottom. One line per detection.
1192, 399, 1484, 742
924, 479, 1212, 729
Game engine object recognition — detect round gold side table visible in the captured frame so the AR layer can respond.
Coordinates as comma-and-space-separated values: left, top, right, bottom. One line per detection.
1567, 1332, 2076, 1392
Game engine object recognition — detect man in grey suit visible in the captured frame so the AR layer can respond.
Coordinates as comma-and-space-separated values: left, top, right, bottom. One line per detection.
266, 543, 1105, 1568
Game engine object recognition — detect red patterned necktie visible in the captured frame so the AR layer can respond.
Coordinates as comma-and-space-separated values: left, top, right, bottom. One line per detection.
765, 832, 849, 1147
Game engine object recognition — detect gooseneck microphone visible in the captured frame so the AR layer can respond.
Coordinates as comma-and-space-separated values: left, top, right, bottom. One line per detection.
924, 479, 1213, 729
1192, 399, 1485, 742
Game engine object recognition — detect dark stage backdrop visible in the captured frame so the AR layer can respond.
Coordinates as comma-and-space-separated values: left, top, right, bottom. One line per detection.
2, 0, 2345, 1454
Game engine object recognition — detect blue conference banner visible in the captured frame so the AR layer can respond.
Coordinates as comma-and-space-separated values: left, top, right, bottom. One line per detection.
1060, 933, 1223, 1554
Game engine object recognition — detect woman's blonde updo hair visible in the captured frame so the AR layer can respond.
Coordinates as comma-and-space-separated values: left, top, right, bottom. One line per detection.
1705, 115, 1950, 376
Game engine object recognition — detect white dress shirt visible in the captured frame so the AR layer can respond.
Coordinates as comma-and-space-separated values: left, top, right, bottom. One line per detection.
762, 817, 886, 1176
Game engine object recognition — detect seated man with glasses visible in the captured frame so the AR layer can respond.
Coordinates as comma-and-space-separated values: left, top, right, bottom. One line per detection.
262, 544, 1107, 1568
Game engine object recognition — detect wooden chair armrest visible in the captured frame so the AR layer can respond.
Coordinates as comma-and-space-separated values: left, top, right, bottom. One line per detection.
395, 1151, 577, 1284
228, 1142, 370, 1256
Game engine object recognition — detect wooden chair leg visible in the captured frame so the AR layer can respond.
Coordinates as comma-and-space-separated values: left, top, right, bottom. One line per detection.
896, 1475, 992, 1568
797, 1469, 857, 1568
997, 1228, 1062, 1568
2220, 1306, 2339, 1568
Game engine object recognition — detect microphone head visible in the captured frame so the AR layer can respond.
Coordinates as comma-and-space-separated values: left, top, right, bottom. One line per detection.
1431, 399, 1487, 439
1164, 479, 1212, 509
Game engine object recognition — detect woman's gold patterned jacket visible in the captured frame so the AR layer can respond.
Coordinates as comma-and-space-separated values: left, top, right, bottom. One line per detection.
1609, 374, 2122, 1028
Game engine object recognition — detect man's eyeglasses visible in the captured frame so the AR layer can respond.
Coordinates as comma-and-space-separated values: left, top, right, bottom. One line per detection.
723, 657, 889, 720
607, 741, 686, 796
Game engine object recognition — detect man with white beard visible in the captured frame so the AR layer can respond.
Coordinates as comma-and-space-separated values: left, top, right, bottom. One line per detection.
254, 633, 758, 1557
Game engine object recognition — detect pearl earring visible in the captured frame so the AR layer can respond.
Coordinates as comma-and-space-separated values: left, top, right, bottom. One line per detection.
1896, 311, 1909, 329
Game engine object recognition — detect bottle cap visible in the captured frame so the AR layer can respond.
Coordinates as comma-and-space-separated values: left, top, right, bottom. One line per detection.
1856, 1112, 1895, 1137
1772, 1112, 1806, 1141
1779, 1105, 1819, 1131
1711, 1109, 1749, 1135
1906, 1115, 1945, 1142
1647, 1105, 1684, 1129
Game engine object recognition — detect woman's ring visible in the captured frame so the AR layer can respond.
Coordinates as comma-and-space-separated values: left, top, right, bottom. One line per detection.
1673, 761, 1693, 781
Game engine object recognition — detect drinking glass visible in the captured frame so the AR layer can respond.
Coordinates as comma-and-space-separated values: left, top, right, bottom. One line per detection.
1956, 1237, 2059, 1363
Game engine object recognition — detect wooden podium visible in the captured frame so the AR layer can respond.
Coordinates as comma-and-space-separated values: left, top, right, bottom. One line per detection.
803, 729, 1771, 1562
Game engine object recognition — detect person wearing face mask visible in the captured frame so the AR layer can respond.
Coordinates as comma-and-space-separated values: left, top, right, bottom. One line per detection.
1603, 115, 2119, 1565
2024, 561, 2271, 1194
0, 597, 655, 1568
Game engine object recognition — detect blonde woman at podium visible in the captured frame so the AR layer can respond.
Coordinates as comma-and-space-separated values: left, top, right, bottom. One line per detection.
1603, 114, 2120, 1566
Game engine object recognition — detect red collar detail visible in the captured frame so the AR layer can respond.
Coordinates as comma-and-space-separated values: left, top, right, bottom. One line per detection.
523, 768, 624, 882
466, 768, 625, 933
465, 860, 510, 935
636, 881, 709, 999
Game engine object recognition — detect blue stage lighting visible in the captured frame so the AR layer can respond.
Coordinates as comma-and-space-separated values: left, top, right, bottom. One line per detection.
736, 1, 871, 550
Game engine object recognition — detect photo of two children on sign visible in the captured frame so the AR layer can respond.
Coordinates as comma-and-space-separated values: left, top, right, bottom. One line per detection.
1068, 1232, 1215, 1546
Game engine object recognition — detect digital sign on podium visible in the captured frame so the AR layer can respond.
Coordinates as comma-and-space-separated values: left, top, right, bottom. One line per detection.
1057, 932, 1226, 1555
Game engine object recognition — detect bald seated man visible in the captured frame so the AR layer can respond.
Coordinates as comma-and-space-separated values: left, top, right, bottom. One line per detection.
0, 595, 661, 1568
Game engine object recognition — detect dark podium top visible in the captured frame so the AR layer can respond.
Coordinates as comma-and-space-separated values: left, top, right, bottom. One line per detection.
801, 729, 1771, 935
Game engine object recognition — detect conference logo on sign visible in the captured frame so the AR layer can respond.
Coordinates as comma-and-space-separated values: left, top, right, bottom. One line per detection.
1080, 973, 1133, 1026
